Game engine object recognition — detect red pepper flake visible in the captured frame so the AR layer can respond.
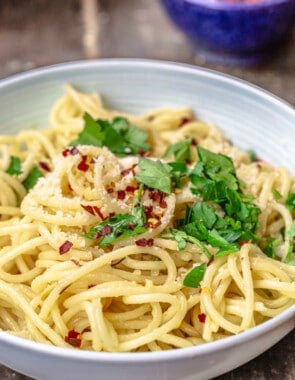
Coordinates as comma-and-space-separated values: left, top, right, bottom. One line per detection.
117, 190, 126, 200
77, 155, 89, 172
93, 206, 106, 220
159, 193, 167, 209
62, 147, 80, 157
88, 284, 95, 289
101, 225, 113, 236
207, 256, 214, 266
81, 204, 95, 216
65, 330, 81, 348
125, 185, 137, 193
149, 190, 161, 202
191, 138, 198, 146
70, 147, 79, 155
109, 212, 115, 218
62, 148, 70, 157
198, 313, 206, 323
146, 219, 161, 229
107, 188, 114, 194
126, 223, 135, 230
138, 150, 151, 157
149, 190, 167, 208
121, 164, 137, 177
93, 231, 102, 239
136, 238, 154, 247
179, 117, 191, 127
39, 161, 51, 172
144, 205, 154, 219
59, 240, 73, 255
239, 240, 252, 246
71, 259, 81, 267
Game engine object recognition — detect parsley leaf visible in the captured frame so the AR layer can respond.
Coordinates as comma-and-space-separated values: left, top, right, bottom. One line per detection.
286, 193, 295, 212
162, 147, 260, 261
197, 146, 238, 190
167, 162, 188, 188
164, 138, 192, 163
70, 113, 105, 147
287, 221, 295, 238
264, 237, 281, 259
183, 263, 206, 288
86, 214, 146, 246
136, 158, 172, 194
23, 167, 43, 191
70, 113, 150, 156
246, 149, 257, 162
162, 228, 211, 257
85, 184, 147, 245
6, 156, 22, 175
272, 189, 283, 200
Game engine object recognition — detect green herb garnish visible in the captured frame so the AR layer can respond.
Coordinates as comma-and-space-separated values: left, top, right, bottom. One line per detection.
287, 221, 295, 238
70, 113, 150, 156
286, 192, 295, 212
6, 156, 22, 175
163, 147, 260, 258
23, 167, 43, 191
136, 157, 172, 194
183, 263, 206, 288
272, 189, 283, 200
85, 185, 147, 245
163, 138, 192, 163
195, 146, 239, 190
162, 228, 211, 258
247, 149, 257, 162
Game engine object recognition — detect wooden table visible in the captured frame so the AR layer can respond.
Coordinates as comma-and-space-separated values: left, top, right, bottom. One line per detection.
0, 1, 294, 379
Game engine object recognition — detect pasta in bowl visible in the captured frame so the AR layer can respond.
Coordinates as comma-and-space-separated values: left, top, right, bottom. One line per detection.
0, 60, 294, 379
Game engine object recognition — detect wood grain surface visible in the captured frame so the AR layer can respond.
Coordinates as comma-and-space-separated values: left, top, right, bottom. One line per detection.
0, 1, 294, 379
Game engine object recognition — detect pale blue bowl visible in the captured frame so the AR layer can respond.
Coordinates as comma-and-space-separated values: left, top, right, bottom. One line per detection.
0, 60, 294, 380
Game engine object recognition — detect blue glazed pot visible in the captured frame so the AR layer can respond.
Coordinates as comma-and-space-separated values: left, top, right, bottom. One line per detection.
160, 0, 295, 66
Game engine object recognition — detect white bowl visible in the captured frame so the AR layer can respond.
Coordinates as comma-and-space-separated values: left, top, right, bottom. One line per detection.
0, 60, 294, 380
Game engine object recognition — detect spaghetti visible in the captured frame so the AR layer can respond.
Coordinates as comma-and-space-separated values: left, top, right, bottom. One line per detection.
0, 85, 294, 352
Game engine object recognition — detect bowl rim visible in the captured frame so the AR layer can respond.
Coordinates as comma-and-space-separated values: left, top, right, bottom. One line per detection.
178, 0, 291, 11
0, 58, 294, 363
0, 58, 294, 113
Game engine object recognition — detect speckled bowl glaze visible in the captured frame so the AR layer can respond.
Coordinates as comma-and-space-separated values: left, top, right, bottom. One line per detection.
161, 0, 295, 66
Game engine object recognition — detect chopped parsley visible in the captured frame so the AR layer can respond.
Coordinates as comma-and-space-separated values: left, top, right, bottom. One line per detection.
85, 185, 147, 245
6, 156, 22, 175
287, 221, 295, 238
272, 189, 282, 200
286, 192, 295, 212
23, 167, 43, 191
247, 149, 257, 162
161, 147, 262, 283
163, 138, 192, 163
70, 113, 150, 156
183, 263, 206, 288
136, 157, 172, 194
